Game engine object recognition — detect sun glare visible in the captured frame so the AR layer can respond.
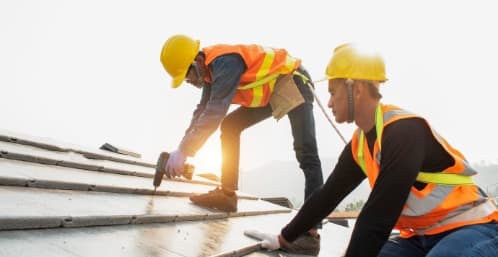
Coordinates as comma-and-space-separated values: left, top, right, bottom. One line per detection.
190, 148, 222, 176
351, 42, 383, 58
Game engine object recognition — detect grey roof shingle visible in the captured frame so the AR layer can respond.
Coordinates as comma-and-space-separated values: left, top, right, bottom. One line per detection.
0, 130, 351, 256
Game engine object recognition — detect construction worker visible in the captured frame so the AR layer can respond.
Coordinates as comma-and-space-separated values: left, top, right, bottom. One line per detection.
245, 43, 498, 256
159, 34, 324, 248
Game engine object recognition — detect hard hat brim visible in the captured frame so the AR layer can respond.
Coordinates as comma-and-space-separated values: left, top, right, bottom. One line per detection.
171, 75, 185, 88
170, 39, 200, 89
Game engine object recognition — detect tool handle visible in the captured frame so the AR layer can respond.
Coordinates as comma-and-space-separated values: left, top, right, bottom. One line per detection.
153, 152, 169, 187
153, 152, 196, 188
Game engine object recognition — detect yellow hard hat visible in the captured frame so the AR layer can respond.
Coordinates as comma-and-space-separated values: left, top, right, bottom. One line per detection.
325, 43, 387, 82
160, 34, 200, 88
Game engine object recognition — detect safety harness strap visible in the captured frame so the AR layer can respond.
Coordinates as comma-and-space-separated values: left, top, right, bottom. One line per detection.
238, 70, 309, 90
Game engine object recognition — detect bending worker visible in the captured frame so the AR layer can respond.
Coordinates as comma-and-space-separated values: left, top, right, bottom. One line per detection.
245, 43, 498, 257
159, 34, 324, 234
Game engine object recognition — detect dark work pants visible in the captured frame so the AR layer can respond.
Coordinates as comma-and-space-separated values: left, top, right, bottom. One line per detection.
378, 222, 497, 257
220, 68, 324, 211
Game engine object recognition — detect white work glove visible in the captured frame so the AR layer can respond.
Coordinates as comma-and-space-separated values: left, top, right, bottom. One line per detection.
244, 229, 280, 251
165, 149, 186, 178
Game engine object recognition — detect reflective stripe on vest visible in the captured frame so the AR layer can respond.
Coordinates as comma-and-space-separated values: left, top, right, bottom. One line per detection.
203, 45, 301, 107
410, 198, 497, 235
351, 103, 496, 236
356, 104, 475, 185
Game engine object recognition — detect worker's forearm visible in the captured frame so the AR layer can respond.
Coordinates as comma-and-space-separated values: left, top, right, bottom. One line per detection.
179, 56, 244, 156
281, 144, 364, 242
179, 101, 229, 156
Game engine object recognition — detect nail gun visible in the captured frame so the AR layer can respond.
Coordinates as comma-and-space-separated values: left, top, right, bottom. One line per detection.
153, 152, 194, 190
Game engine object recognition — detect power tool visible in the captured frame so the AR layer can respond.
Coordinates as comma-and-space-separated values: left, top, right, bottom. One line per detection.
153, 151, 194, 190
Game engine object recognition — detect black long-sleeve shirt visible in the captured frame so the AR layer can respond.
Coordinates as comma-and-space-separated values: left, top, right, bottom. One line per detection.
281, 117, 456, 257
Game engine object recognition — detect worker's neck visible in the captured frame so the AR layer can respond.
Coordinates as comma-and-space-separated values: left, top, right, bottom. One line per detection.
356, 99, 379, 132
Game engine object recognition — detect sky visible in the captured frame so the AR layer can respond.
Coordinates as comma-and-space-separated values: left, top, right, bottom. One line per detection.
1, 1, 498, 175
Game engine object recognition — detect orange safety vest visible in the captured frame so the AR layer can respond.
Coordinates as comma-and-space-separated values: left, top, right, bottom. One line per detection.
203, 44, 301, 107
351, 103, 498, 238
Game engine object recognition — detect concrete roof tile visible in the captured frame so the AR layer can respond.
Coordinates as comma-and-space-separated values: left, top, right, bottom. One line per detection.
0, 130, 351, 256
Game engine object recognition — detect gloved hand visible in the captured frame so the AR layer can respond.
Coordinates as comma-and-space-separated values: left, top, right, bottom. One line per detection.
244, 229, 280, 251
165, 149, 186, 178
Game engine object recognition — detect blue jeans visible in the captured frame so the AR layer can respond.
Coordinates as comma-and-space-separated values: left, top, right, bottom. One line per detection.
378, 222, 498, 257
219, 67, 324, 202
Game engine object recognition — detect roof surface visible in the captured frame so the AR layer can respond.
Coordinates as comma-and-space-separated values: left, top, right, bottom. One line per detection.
0, 129, 351, 257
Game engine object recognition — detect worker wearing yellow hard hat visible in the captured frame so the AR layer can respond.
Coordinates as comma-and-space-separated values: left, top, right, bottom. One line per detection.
245, 43, 498, 257
157, 35, 325, 253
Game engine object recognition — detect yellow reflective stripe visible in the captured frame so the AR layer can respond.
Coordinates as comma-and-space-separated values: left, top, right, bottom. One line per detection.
357, 104, 382, 175
365, 103, 475, 185
282, 55, 296, 73
240, 70, 306, 90
357, 132, 367, 174
239, 73, 279, 90
256, 47, 275, 81
375, 104, 383, 149
268, 76, 277, 92
249, 78, 278, 107
417, 172, 475, 185
285, 55, 294, 66
236, 48, 300, 106
250, 84, 264, 106
249, 79, 277, 106
239, 47, 276, 90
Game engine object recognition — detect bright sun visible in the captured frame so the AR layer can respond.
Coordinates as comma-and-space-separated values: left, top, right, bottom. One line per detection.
190, 148, 222, 176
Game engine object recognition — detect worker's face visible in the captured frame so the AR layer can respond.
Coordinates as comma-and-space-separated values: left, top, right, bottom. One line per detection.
185, 63, 204, 89
328, 79, 350, 123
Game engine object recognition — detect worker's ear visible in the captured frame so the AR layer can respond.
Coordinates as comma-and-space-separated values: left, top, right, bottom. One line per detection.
193, 53, 205, 67
357, 81, 371, 97
352, 81, 363, 99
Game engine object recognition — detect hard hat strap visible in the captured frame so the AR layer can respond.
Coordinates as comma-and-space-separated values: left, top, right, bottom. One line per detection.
305, 81, 347, 144
190, 62, 206, 88
346, 79, 355, 123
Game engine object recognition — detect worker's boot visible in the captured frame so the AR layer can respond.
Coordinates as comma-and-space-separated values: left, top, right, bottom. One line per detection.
281, 231, 321, 256
189, 187, 237, 212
